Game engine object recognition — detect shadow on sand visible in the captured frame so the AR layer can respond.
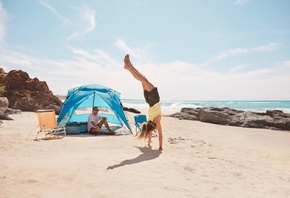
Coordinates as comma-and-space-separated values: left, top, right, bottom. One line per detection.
107, 146, 162, 170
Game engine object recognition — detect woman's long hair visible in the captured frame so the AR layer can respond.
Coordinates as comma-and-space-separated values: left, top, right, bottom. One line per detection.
136, 120, 156, 141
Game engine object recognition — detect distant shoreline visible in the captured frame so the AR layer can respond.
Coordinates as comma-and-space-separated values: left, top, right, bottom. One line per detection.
56, 95, 290, 102
56, 95, 66, 100
56, 95, 290, 114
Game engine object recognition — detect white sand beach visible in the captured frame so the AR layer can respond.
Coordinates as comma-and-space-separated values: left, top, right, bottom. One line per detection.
1, 111, 290, 198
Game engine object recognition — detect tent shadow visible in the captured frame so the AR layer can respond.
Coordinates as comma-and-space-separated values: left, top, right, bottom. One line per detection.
107, 146, 162, 170
65, 132, 130, 138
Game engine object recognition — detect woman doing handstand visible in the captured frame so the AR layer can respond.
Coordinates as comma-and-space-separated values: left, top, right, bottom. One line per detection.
124, 54, 163, 150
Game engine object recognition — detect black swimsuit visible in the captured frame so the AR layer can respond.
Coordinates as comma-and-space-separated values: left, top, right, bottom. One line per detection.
144, 87, 160, 107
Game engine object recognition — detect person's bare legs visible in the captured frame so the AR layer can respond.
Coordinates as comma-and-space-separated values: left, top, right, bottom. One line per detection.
124, 54, 155, 91
98, 118, 115, 134
154, 115, 163, 150
124, 54, 162, 148
124, 54, 144, 78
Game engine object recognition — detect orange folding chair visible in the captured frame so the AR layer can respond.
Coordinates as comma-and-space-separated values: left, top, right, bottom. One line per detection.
34, 109, 66, 140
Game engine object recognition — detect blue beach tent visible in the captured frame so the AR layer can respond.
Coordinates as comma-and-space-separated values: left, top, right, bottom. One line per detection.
57, 84, 132, 133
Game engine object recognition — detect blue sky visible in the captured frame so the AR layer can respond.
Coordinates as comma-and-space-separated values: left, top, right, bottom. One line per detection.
0, 0, 289, 100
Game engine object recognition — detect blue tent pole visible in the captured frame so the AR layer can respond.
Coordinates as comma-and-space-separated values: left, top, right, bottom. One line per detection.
92, 89, 96, 107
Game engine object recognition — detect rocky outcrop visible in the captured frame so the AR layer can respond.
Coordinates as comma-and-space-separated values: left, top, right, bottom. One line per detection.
0, 97, 21, 125
123, 107, 141, 114
0, 69, 62, 114
168, 107, 290, 131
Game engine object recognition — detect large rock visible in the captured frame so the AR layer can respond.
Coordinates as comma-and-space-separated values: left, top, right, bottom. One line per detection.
0, 110, 13, 120
0, 97, 9, 109
168, 107, 290, 131
0, 97, 21, 123
123, 107, 141, 114
0, 69, 62, 114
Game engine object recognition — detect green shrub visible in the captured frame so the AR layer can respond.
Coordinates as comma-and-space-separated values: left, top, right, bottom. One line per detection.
0, 84, 6, 96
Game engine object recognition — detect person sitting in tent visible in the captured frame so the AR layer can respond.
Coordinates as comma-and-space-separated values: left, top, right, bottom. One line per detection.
87, 106, 115, 135
124, 54, 163, 150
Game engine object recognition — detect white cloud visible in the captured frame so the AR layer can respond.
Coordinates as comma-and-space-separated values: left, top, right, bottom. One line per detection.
37, 1, 95, 40
205, 43, 280, 65
254, 43, 280, 52
114, 39, 131, 54
157, 62, 290, 100
281, 60, 290, 68
37, 0, 69, 23
67, 46, 119, 68
67, 5, 96, 40
0, 49, 36, 68
229, 64, 246, 73
114, 39, 153, 62
0, 2, 8, 42
141, 55, 290, 100
1, 42, 289, 100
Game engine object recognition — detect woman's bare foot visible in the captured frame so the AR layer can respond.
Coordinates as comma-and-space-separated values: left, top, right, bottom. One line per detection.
124, 54, 131, 69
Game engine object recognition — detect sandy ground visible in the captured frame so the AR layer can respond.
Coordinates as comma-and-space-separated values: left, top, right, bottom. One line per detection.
0, 111, 290, 198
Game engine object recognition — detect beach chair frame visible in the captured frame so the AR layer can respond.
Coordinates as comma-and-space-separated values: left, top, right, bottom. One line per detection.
134, 114, 147, 135
34, 109, 66, 140
134, 114, 157, 137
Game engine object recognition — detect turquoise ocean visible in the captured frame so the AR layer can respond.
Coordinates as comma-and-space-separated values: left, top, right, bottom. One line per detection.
121, 99, 290, 115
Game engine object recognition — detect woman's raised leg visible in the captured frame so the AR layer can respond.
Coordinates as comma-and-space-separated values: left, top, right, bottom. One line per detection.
124, 54, 154, 91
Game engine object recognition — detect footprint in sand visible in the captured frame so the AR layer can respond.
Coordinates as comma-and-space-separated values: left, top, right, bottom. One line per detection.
191, 140, 207, 148
167, 137, 195, 144
168, 137, 213, 149
184, 166, 194, 172
168, 137, 187, 144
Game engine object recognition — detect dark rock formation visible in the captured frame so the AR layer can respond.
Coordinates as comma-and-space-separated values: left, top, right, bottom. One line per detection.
0, 110, 13, 120
168, 107, 290, 131
0, 97, 21, 126
0, 97, 9, 109
0, 69, 62, 114
123, 107, 141, 114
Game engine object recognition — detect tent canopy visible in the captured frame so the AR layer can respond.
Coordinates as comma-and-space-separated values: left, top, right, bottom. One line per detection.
57, 84, 132, 133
